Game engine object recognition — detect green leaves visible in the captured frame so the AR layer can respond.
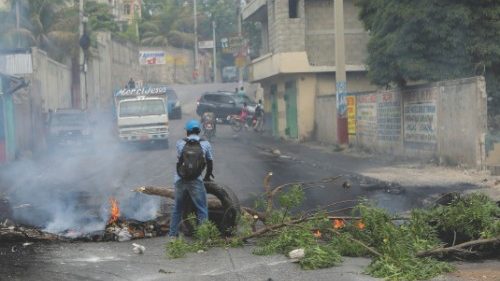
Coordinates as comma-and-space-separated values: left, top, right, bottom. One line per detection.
277, 185, 305, 210
355, 0, 500, 113
166, 236, 192, 258
299, 245, 343, 270
430, 193, 500, 240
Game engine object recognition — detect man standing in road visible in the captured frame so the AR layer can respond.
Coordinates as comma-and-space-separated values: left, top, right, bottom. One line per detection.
253, 99, 264, 132
168, 120, 214, 238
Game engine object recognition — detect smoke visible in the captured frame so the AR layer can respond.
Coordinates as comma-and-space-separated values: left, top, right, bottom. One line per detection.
0, 115, 164, 235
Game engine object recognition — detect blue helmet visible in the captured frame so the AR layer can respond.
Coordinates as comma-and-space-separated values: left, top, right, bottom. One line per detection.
185, 119, 201, 131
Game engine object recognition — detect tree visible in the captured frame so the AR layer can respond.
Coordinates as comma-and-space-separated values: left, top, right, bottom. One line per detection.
354, 0, 500, 115
85, 1, 118, 33
139, 0, 193, 48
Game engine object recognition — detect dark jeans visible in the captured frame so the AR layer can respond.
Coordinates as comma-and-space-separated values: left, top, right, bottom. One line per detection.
168, 179, 208, 237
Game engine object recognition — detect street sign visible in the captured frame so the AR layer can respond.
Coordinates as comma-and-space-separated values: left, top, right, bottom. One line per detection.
199, 40, 214, 49
235, 54, 246, 68
221, 37, 245, 54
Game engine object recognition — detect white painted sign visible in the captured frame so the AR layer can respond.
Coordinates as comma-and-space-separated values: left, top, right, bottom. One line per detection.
199, 40, 214, 49
139, 51, 166, 65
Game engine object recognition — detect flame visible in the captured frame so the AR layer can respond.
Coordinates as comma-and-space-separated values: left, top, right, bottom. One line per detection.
108, 197, 120, 224
313, 229, 322, 238
332, 219, 345, 229
356, 220, 366, 230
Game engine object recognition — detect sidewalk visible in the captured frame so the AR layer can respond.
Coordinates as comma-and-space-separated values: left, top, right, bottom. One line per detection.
243, 132, 500, 201
5, 235, 497, 281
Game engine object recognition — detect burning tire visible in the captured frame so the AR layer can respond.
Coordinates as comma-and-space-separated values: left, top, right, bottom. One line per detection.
182, 182, 240, 236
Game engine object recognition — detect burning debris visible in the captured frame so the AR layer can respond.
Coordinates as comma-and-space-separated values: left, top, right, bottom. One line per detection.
72, 197, 170, 242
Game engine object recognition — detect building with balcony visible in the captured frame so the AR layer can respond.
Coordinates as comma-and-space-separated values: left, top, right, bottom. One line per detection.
243, 0, 375, 141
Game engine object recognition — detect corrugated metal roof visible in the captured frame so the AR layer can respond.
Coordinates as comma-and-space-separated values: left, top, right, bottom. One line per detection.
0, 53, 33, 75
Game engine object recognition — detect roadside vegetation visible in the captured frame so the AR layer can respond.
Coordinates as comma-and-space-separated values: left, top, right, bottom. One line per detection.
353, 0, 500, 118
166, 178, 500, 281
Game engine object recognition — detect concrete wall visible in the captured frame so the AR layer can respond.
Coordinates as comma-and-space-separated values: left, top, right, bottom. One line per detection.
268, 0, 306, 53
304, 0, 368, 67
86, 32, 142, 111
31, 49, 72, 112
315, 94, 337, 143
86, 33, 204, 112
297, 74, 316, 140
0, 48, 71, 156
351, 77, 487, 168
140, 46, 196, 85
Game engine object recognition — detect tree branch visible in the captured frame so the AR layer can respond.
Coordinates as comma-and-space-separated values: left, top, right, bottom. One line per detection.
416, 236, 500, 257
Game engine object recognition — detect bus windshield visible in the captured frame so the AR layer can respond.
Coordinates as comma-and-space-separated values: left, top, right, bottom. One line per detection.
119, 99, 165, 117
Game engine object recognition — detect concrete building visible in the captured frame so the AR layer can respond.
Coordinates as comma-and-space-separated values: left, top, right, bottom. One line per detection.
96, 0, 142, 30
242, 0, 375, 141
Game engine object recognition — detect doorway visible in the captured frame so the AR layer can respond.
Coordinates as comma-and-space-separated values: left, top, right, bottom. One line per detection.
284, 80, 298, 139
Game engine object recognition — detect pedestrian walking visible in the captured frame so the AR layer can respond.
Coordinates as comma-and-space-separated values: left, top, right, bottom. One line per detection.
253, 99, 264, 132
237, 86, 246, 97
168, 120, 214, 238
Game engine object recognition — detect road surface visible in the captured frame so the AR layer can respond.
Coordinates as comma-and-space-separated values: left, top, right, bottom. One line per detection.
0, 82, 494, 281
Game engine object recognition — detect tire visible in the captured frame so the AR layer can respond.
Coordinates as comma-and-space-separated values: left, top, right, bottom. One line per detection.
182, 182, 240, 237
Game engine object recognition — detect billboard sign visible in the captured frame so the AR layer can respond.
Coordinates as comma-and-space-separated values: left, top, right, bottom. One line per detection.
139, 51, 166, 65
199, 40, 214, 49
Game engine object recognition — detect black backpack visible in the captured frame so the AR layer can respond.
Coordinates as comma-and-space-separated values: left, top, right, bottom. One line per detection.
177, 138, 206, 180
255, 105, 263, 117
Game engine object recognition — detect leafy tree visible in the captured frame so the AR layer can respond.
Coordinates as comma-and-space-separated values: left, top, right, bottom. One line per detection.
0, 0, 78, 61
354, 0, 500, 115
139, 0, 193, 48
85, 1, 118, 33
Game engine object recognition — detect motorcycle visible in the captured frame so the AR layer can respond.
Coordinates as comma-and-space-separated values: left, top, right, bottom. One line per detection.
227, 114, 253, 132
201, 112, 216, 140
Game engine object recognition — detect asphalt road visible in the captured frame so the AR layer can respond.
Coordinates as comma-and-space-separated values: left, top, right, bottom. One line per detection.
0, 82, 491, 281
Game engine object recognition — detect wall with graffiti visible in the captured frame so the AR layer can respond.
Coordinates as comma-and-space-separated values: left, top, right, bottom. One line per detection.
349, 76, 486, 168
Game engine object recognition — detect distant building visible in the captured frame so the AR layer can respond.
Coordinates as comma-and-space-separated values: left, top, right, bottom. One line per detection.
96, 0, 142, 30
0, 0, 9, 11
243, 0, 376, 141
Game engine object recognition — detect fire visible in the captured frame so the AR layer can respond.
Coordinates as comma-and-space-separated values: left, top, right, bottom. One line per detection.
313, 229, 322, 238
332, 219, 345, 229
356, 220, 366, 230
108, 197, 120, 224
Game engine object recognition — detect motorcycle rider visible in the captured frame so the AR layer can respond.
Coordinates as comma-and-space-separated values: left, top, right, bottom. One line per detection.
201, 111, 216, 137
240, 102, 250, 129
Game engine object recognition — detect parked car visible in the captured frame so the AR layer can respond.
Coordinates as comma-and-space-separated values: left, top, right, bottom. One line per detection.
47, 109, 93, 148
166, 87, 182, 119
196, 91, 256, 120
144, 85, 182, 120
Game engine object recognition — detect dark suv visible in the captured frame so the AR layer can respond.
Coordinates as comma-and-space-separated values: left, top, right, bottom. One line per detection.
196, 91, 256, 119
47, 109, 93, 148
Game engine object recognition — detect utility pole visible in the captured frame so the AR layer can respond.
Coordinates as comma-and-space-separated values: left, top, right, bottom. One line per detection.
334, 0, 348, 144
237, 3, 243, 86
15, 0, 20, 47
212, 20, 217, 83
78, 0, 85, 109
193, 0, 199, 83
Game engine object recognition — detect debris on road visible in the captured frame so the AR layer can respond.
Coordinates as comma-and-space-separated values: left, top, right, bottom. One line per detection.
132, 243, 145, 254
159, 173, 500, 281
288, 248, 305, 259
